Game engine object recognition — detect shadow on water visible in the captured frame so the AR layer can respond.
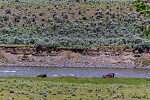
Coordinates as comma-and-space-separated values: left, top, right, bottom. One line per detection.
0, 66, 150, 78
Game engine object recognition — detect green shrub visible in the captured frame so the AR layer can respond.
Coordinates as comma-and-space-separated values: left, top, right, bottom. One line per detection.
6, 9, 11, 14
72, 93, 76, 96
9, 90, 15, 93
134, 41, 150, 53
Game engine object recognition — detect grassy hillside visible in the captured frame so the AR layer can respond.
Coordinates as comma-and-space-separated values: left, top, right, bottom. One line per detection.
0, 0, 149, 50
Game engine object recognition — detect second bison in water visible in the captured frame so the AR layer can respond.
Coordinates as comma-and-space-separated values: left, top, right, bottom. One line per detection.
37, 74, 47, 78
102, 73, 115, 78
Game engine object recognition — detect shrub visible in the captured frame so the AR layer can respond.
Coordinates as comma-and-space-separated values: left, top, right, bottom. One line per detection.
134, 41, 150, 53
112, 94, 121, 98
47, 18, 52, 23
0, 79, 6, 82
6, 9, 11, 14
72, 93, 76, 96
51, 93, 56, 95
39, 12, 45, 16
82, 14, 87, 20
0, 27, 11, 34
0, 15, 9, 21
88, 89, 93, 92
9, 90, 15, 93
43, 93, 48, 97
13, 79, 16, 82
112, 89, 116, 94
11, 37, 23, 44
13, 15, 21, 23
57, 90, 63, 94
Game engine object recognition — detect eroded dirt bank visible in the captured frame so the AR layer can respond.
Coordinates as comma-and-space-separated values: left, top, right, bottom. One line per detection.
0, 47, 149, 68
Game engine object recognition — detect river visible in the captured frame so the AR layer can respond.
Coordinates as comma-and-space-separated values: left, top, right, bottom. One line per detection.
0, 66, 150, 78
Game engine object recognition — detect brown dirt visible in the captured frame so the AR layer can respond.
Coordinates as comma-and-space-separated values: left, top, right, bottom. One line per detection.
0, 47, 139, 67
1, 46, 150, 68
134, 54, 150, 67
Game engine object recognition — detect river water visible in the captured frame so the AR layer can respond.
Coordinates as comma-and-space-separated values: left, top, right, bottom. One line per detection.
0, 66, 150, 78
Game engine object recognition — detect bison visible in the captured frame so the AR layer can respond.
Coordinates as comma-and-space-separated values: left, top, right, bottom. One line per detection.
37, 74, 47, 78
102, 73, 115, 78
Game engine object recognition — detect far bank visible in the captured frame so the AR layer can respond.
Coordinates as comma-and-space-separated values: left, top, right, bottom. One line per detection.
0, 46, 149, 69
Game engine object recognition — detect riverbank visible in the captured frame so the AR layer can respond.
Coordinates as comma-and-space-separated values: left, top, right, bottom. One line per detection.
0, 62, 134, 69
0, 47, 150, 69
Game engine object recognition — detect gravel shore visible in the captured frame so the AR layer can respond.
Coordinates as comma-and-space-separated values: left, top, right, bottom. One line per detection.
0, 62, 148, 69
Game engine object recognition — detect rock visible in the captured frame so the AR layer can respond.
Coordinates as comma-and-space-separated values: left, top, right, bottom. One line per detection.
37, 74, 47, 78
134, 54, 141, 57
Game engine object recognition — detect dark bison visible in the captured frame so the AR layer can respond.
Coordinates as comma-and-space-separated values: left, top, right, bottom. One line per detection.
37, 74, 47, 78
102, 73, 115, 78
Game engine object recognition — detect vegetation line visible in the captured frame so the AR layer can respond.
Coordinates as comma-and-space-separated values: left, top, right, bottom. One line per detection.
1, 77, 150, 85
0, 44, 34, 47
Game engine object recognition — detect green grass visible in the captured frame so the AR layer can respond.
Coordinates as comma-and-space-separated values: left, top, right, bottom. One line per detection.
0, 44, 129, 50
4, 77, 150, 85
0, 44, 34, 47
0, 77, 149, 99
